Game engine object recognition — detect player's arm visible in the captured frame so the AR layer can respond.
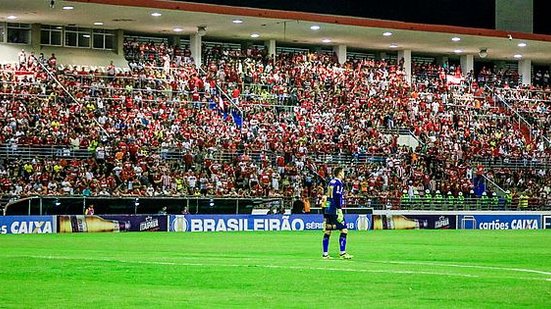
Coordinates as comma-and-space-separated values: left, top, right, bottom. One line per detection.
334, 183, 343, 209
335, 183, 344, 222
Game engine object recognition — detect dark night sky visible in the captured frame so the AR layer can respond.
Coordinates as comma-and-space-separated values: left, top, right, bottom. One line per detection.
181, 0, 551, 35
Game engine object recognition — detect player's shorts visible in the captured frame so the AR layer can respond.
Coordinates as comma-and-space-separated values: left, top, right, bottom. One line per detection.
323, 214, 347, 231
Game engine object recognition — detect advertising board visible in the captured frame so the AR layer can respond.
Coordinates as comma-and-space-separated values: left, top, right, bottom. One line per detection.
372, 214, 457, 230
58, 215, 167, 233
457, 215, 541, 230
168, 214, 372, 232
0, 216, 56, 234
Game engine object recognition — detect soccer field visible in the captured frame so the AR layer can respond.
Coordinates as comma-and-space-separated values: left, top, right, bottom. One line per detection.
0, 230, 550, 308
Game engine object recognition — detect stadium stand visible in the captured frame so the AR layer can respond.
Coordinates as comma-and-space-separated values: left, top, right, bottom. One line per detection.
1, 38, 551, 211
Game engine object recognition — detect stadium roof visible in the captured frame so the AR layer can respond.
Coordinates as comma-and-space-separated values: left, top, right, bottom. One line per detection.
2, 0, 551, 63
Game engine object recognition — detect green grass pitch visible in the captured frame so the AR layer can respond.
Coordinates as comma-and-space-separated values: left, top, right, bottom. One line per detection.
0, 230, 550, 308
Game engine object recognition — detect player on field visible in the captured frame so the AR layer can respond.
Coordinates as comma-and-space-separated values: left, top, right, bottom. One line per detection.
321, 167, 353, 260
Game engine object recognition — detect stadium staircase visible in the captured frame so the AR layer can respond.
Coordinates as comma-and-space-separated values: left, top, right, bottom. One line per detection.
33, 56, 110, 140
487, 85, 550, 146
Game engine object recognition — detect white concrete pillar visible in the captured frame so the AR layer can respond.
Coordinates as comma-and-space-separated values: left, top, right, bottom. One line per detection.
30, 24, 41, 52
519, 59, 532, 86
460, 54, 474, 77
398, 49, 411, 84
265, 39, 276, 59
333, 44, 347, 65
116, 29, 124, 56
190, 34, 202, 68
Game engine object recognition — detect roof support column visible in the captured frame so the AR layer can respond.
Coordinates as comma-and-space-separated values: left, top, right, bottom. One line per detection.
519, 58, 532, 86
333, 44, 347, 65
116, 29, 124, 56
398, 49, 411, 84
30, 23, 41, 52
190, 33, 202, 68
460, 54, 474, 78
265, 39, 276, 62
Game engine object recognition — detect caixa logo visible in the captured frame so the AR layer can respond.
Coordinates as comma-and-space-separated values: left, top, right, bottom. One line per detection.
544, 216, 551, 230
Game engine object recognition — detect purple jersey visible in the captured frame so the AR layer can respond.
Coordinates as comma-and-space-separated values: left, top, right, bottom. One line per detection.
324, 177, 344, 215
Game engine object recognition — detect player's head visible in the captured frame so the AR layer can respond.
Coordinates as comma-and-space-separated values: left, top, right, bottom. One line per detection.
333, 167, 344, 179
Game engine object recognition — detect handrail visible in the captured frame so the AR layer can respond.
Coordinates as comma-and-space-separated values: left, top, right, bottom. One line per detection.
198, 66, 244, 131
487, 85, 551, 145
33, 56, 111, 139
4, 144, 551, 169
481, 174, 506, 196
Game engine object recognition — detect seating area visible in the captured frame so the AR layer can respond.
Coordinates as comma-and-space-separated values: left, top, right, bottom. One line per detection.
1, 40, 550, 210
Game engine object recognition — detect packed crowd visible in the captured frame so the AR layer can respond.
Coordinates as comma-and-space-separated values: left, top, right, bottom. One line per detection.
1, 41, 550, 210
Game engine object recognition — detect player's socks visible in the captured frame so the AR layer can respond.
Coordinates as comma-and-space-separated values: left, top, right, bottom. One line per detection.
339, 233, 347, 254
322, 234, 330, 256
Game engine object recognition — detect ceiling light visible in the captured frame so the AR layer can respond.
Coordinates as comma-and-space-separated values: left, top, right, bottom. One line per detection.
197, 26, 207, 36
454, 49, 463, 54
94, 22, 103, 26
250, 33, 260, 38
62, 6, 74, 10
479, 48, 488, 58
383, 32, 393, 37
310, 25, 320, 31
83, 34, 90, 38
451, 37, 461, 42
151, 12, 162, 17
7, 15, 17, 20
514, 54, 523, 59
322, 38, 332, 43
232, 19, 243, 24
518, 42, 527, 47
173, 27, 183, 32
389, 44, 398, 48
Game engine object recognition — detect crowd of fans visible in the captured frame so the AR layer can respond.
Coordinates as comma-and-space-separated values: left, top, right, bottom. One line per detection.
1, 41, 551, 211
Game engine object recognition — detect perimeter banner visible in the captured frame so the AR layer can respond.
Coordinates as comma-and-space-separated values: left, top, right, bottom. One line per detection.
458, 215, 541, 230
0, 216, 56, 234
372, 214, 457, 230
168, 214, 372, 232
58, 215, 167, 233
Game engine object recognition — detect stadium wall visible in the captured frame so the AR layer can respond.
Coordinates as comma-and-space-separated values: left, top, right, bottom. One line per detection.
1, 212, 551, 234
0, 43, 127, 67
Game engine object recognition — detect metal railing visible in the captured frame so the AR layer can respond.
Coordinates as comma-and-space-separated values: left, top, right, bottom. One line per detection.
3, 195, 285, 216
3, 195, 550, 216
472, 157, 551, 169
33, 56, 110, 139
488, 85, 551, 145
4, 143, 551, 170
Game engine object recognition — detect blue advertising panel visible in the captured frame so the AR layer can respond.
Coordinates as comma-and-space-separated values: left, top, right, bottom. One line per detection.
0, 216, 57, 234
168, 214, 372, 232
458, 215, 541, 230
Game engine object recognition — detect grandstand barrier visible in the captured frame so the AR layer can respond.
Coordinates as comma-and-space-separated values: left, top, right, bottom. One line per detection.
3, 196, 286, 216
4, 196, 551, 216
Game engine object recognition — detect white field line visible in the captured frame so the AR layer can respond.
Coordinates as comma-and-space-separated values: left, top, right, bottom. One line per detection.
372, 260, 551, 277
6, 254, 477, 279
5, 254, 551, 282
